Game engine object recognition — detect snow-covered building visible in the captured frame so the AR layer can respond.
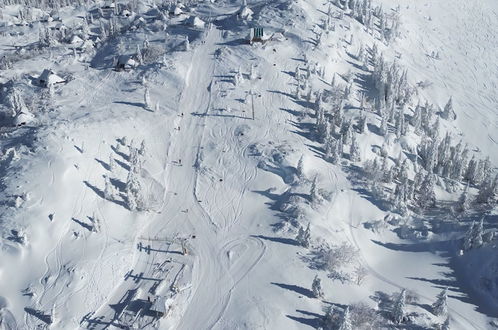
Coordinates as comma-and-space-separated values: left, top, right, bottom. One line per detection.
121, 9, 133, 17
13, 111, 34, 126
149, 296, 168, 318
186, 16, 205, 29
38, 69, 65, 87
115, 55, 138, 71
238, 6, 254, 21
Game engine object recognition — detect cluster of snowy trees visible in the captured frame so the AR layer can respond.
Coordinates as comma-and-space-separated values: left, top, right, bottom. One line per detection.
104, 138, 148, 211
1, 0, 90, 10
461, 218, 496, 251
358, 46, 497, 212
321, 287, 449, 329
294, 57, 364, 165
328, 0, 400, 43
125, 140, 147, 211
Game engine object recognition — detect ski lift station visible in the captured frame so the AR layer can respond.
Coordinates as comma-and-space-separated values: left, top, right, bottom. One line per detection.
248, 27, 264, 44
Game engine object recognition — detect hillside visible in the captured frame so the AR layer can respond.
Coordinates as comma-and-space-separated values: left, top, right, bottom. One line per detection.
0, 0, 497, 329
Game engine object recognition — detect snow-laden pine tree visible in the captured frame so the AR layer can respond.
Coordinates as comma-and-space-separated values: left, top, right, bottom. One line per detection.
418, 173, 436, 209
463, 221, 476, 251
322, 306, 334, 330
338, 306, 352, 330
432, 288, 448, 316
442, 316, 450, 330
296, 155, 305, 179
476, 174, 497, 204
392, 289, 406, 324
441, 97, 456, 121
109, 154, 116, 171
184, 35, 190, 51
358, 112, 367, 133
395, 107, 406, 138
104, 175, 114, 200
234, 67, 244, 86
350, 134, 361, 162
310, 175, 320, 203
249, 63, 257, 80
296, 223, 311, 248
144, 87, 152, 110
139, 140, 146, 156
379, 114, 388, 136
457, 184, 471, 213
472, 218, 484, 249
311, 275, 324, 298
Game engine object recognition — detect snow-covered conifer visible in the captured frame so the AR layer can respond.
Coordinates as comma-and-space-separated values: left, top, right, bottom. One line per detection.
379, 114, 388, 136
104, 175, 114, 200
144, 87, 152, 110
249, 64, 257, 80
139, 140, 146, 156
296, 155, 305, 179
457, 184, 471, 213
296, 223, 311, 248
184, 35, 190, 51
418, 173, 436, 209
311, 275, 324, 298
350, 134, 361, 162
463, 221, 476, 251
358, 112, 367, 133
338, 306, 352, 330
441, 97, 456, 121
432, 288, 448, 316
392, 289, 406, 324
442, 316, 450, 330
310, 175, 320, 203
109, 154, 116, 171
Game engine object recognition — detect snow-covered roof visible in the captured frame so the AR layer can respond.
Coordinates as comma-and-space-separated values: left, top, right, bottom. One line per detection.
173, 6, 184, 16
187, 16, 205, 28
239, 6, 254, 20
69, 35, 83, 44
117, 55, 138, 67
13, 111, 34, 126
39, 69, 65, 86
150, 296, 167, 314
54, 23, 66, 30
121, 9, 132, 17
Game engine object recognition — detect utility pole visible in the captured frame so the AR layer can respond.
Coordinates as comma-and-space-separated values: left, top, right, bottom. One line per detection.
250, 89, 255, 120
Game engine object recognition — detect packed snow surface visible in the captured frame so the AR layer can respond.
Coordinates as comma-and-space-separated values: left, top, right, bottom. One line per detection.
0, 0, 496, 329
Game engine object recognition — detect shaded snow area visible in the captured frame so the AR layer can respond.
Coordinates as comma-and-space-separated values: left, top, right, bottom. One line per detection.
0, 0, 497, 329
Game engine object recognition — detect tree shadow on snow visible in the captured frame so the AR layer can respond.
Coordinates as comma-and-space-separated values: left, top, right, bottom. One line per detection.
95, 158, 111, 171
251, 234, 298, 246
71, 217, 94, 232
287, 311, 321, 328
83, 180, 127, 208
24, 308, 52, 324
271, 282, 314, 298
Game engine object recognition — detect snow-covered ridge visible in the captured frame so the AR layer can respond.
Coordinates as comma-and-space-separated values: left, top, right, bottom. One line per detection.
0, 0, 496, 329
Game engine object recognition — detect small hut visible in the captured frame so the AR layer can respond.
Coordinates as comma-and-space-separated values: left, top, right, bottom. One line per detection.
149, 296, 167, 318
186, 16, 205, 29
238, 6, 254, 21
13, 111, 34, 126
115, 55, 138, 71
38, 69, 65, 88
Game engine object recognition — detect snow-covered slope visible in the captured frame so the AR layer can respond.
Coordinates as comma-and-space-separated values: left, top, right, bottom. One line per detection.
0, 0, 496, 329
